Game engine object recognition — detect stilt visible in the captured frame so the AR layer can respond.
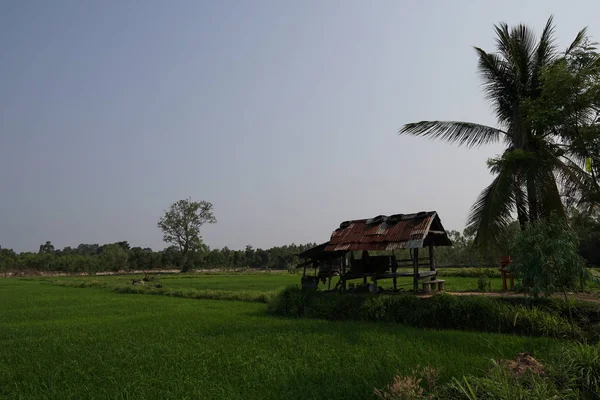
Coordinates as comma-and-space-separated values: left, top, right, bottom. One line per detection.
428, 245, 436, 281
341, 256, 347, 291
412, 248, 419, 293
392, 252, 398, 291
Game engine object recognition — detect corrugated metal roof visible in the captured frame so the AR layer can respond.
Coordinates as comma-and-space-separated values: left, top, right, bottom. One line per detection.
323, 211, 451, 252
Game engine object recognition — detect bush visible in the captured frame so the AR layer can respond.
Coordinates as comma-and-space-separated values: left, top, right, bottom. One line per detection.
444, 363, 577, 400
438, 268, 501, 278
512, 215, 586, 298
549, 343, 600, 399
475, 268, 492, 292
268, 286, 581, 339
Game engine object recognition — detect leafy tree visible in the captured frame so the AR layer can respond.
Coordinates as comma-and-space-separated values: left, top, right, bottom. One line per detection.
523, 37, 600, 212
157, 198, 216, 271
0, 248, 17, 272
100, 244, 128, 271
244, 245, 255, 268
570, 208, 600, 266
39, 241, 54, 254
512, 214, 586, 298
400, 17, 596, 249
76, 243, 101, 256
161, 246, 183, 269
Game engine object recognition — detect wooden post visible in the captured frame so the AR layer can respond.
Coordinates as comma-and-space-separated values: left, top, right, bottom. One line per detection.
412, 248, 419, 293
302, 262, 307, 278
428, 245, 435, 281
392, 253, 398, 291
341, 256, 347, 291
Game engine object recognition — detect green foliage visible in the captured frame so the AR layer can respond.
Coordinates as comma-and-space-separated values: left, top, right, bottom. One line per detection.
157, 198, 217, 270
438, 268, 501, 278
268, 287, 581, 339
445, 362, 577, 400
570, 209, 600, 267
512, 215, 586, 297
0, 242, 317, 273
400, 17, 600, 249
476, 268, 492, 292
38, 241, 54, 254
549, 343, 600, 399
100, 244, 128, 272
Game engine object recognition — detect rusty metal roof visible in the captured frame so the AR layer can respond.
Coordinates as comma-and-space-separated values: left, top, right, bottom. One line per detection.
297, 242, 346, 259
323, 211, 451, 252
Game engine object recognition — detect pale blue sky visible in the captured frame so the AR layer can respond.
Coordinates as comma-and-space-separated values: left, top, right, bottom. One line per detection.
1, 1, 598, 252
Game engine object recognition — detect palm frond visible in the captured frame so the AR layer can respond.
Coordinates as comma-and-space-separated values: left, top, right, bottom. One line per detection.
468, 167, 517, 248
399, 121, 505, 148
494, 22, 512, 63
511, 23, 538, 76
566, 27, 589, 55
532, 16, 557, 91
474, 48, 516, 127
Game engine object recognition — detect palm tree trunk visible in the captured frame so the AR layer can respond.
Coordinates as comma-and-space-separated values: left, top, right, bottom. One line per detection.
515, 185, 529, 230
527, 177, 539, 223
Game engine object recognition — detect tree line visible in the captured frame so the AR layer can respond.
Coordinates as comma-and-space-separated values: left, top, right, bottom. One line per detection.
0, 241, 317, 274
2, 210, 598, 274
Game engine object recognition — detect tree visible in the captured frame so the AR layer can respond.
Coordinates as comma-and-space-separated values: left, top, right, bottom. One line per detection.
399, 16, 595, 249
100, 244, 128, 271
523, 37, 600, 212
157, 198, 216, 271
512, 214, 586, 299
39, 241, 54, 254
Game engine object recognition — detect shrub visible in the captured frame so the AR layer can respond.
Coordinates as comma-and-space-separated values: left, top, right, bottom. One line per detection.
475, 268, 492, 292
445, 363, 577, 400
268, 286, 581, 339
512, 215, 586, 298
438, 268, 501, 278
549, 343, 600, 399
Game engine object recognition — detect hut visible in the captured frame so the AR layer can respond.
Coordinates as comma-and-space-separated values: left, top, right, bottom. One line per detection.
299, 211, 452, 293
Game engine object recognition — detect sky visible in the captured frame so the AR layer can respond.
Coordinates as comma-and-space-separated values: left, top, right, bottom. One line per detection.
1, 0, 599, 252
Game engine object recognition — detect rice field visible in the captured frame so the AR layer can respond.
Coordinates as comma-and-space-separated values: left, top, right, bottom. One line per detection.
0, 277, 564, 399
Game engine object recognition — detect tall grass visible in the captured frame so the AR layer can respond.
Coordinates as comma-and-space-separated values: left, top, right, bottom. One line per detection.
54, 279, 279, 303
269, 286, 582, 339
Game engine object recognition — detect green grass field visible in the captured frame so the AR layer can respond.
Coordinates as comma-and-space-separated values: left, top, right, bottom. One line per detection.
48, 272, 504, 293
0, 278, 565, 399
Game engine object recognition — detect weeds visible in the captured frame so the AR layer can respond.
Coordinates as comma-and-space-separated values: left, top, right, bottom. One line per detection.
269, 286, 584, 339
475, 268, 492, 292
374, 366, 438, 400
54, 279, 278, 303
550, 343, 600, 399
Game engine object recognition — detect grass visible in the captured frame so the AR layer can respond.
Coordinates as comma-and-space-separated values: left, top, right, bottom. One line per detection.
46, 272, 505, 293
0, 279, 566, 400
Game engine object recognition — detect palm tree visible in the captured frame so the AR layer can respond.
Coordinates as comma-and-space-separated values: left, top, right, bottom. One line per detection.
400, 16, 591, 249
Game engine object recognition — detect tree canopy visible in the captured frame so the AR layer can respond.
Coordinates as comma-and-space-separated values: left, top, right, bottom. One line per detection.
157, 198, 217, 271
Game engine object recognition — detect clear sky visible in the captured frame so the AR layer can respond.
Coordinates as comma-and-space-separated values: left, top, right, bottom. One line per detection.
1, 1, 598, 252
